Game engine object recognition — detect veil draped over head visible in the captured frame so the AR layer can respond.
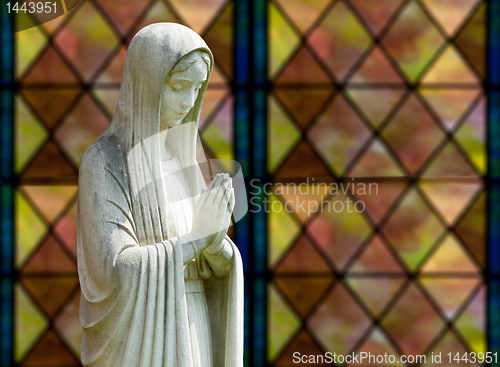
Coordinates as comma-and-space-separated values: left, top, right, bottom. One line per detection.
77, 23, 243, 367
110, 23, 212, 246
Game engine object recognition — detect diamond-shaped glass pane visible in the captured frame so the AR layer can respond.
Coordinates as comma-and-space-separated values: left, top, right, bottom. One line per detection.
308, 284, 371, 355
15, 191, 48, 268
55, 94, 111, 168
382, 284, 445, 355
382, 189, 445, 271
15, 26, 48, 79
308, 1, 372, 81
54, 291, 83, 358
455, 286, 486, 354
15, 96, 48, 174
268, 284, 301, 362
382, 1, 445, 82
267, 1, 487, 365
269, 2, 301, 77
308, 95, 371, 175
268, 193, 302, 268
382, 95, 444, 175
15, 285, 47, 362
307, 193, 372, 270
54, 2, 120, 81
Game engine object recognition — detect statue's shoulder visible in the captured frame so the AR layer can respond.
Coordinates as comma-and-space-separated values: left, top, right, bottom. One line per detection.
79, 133, 125, 179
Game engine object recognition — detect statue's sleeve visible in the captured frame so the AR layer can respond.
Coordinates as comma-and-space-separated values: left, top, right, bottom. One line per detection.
205, 237, 244, 367
77, 148, 144, 297
204, 238, 233, 277
77, 148, 191, 366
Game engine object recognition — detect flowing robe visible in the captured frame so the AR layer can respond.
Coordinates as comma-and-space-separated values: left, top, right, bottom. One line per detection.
161, 153, 234, 367
77, 23, 243, 367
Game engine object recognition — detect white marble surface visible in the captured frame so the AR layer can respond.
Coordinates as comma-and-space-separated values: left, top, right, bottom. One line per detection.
77, 23, 243, 367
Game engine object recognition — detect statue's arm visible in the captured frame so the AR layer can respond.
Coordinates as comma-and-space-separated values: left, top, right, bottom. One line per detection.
78, 148, 172, 288
80, 153, 228, 277
178, 232, 221, 265
203, 237, 233, 277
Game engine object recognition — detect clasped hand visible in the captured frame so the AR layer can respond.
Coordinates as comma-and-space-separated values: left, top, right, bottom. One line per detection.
190, 173, 235, 251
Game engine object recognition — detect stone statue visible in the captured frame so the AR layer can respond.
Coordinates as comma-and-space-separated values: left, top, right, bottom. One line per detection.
77, 23, 244, 367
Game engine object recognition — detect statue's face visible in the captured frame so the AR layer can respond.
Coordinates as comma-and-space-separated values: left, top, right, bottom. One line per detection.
160, 57, 208, 129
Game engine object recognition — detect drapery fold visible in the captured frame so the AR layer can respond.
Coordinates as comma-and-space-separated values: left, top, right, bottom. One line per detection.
77, 23, 243, 367
78, 153, 243, 366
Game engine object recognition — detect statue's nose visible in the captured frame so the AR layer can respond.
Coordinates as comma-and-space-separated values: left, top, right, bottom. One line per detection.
181, 91, 196, 109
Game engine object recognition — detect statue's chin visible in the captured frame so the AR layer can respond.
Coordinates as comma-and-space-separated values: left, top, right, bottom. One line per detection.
160, 118, 183, 130
169, 119, 183, 128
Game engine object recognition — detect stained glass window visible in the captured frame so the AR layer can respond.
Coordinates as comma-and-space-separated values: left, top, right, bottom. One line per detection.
267, 0, 492, 365
1, 0, 499, 366
4, 0, 234, 364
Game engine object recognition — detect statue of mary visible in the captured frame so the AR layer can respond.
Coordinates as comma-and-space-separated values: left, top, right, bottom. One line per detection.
77, 23, 243, 367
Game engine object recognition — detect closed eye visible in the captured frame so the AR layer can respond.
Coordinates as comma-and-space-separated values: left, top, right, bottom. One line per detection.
170, 84, 183, 91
